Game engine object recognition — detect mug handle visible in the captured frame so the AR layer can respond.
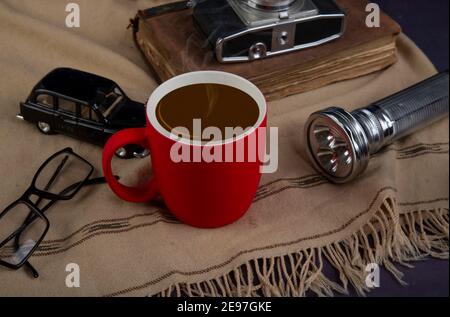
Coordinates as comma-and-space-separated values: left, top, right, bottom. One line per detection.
102, 128, 158, 202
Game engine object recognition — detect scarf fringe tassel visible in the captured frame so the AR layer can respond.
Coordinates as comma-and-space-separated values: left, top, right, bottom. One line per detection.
156, 198, 449, 297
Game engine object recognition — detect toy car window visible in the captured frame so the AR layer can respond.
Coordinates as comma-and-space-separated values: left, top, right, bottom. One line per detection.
96, 86, 123, 117
80, 105, 100, 122
59, 98, 77, 114
80, 106, 90, 120
90, 111, 100, 122
36, 94, 54, 108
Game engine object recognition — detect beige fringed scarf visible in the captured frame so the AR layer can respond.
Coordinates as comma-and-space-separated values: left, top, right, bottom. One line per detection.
155, 200, 448, 297
0, 0, 448, 297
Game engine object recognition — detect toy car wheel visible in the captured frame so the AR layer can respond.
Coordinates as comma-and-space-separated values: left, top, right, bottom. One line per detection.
133, 148, 150, 158
37, 121, 53, 135
115, 147, 129, 159
115, 145, 148, 159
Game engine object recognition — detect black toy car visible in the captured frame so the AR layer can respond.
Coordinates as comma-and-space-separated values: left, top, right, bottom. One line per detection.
17, 68, 147, 158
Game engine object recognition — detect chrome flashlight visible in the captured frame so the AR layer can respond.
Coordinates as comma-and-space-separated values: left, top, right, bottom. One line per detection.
305, 71, 449, 183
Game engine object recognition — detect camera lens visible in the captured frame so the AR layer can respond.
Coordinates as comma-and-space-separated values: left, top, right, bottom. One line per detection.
246, 0, 297, 11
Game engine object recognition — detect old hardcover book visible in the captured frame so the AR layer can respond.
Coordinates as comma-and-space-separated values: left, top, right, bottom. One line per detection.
132, 0, 401, 101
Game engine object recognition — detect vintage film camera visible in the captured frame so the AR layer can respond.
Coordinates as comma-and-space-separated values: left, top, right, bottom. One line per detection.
193, 0, 346, 63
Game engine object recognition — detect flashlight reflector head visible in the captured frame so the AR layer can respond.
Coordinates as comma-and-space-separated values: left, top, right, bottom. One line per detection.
305, 107, 370, 183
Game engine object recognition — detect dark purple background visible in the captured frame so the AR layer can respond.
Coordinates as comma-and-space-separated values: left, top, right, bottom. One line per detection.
378, 0, 449, 71
351, 0, 448, 297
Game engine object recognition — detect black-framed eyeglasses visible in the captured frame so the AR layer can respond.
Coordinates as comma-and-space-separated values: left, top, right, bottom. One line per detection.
0, 147, 112, 279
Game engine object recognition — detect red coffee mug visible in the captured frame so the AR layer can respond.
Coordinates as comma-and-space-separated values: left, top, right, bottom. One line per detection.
102, 71, 267, 228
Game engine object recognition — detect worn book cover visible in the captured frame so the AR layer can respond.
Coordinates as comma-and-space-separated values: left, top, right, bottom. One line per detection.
132, 0, 401, 100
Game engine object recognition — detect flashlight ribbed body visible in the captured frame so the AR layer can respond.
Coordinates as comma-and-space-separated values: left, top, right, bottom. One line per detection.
351, 71, 449, 154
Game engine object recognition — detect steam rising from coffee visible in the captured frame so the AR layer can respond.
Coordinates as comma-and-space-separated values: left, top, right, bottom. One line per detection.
156, 83, 260, 142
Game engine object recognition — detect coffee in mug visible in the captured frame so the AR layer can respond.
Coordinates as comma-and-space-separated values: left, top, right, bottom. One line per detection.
155, 83, 260, 141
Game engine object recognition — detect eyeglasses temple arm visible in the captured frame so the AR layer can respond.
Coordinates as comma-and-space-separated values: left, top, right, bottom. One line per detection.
24, 261, 39, 278
35, 155, 69, 208
84, 176, 118, 185
38, 176, 119, 214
